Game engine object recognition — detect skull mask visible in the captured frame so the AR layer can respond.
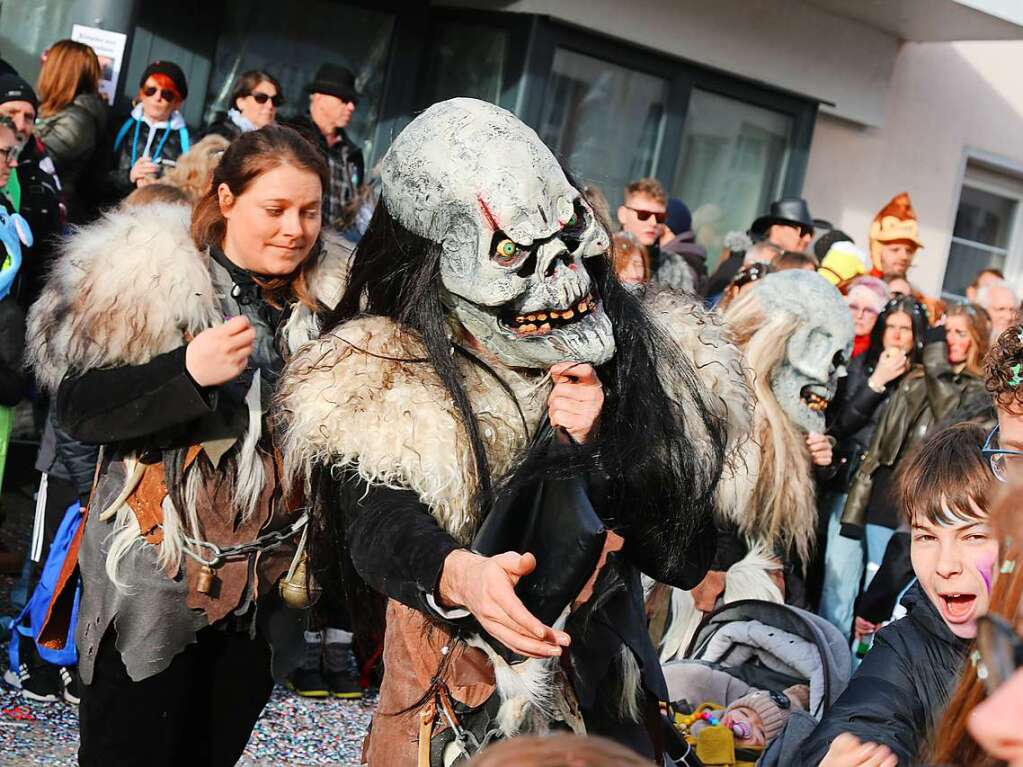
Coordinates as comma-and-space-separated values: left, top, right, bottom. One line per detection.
754, 270, 854, 433
379, 98, 615, 369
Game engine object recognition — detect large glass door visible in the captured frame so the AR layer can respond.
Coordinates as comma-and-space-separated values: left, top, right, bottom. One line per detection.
537, 47, 668, 209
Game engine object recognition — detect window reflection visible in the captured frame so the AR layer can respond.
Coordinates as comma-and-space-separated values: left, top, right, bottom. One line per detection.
539, 48, 667, 209
674, 89, 791, 268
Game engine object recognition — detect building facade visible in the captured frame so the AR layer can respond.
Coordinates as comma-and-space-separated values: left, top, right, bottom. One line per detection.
2, 0, 1022, 296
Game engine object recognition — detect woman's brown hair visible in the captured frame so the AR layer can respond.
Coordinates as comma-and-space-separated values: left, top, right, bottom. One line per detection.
36, 40, 101, 118
230, 70, 283, 110
945, 302, 992, 378
612, 231, 650, 282
923, 477, 1023, 767
191, 125, 328, 309
985, 319, 1023, 417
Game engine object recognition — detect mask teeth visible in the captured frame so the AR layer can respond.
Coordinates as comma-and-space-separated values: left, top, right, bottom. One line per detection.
506, 293, 595, 333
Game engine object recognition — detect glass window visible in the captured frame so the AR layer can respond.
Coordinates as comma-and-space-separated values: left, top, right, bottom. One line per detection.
538, 48, 668, 209
206, 1, 394, 164
943, 183, 1017, 298
673, 89, 792, 268
420, 22, 509, 107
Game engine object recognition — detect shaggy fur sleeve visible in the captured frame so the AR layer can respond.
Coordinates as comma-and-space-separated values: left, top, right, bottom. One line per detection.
25, 203, 220, 395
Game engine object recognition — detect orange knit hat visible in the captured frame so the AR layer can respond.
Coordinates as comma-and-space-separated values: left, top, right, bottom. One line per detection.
869, 193, 924, 271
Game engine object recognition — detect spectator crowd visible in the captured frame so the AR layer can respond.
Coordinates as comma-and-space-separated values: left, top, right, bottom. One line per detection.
0, 36, 1021, 767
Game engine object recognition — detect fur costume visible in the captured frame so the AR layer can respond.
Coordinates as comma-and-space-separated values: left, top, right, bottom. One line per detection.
657, 271, 853, 661
277, 92, 752, 767
25, 202, 351, 682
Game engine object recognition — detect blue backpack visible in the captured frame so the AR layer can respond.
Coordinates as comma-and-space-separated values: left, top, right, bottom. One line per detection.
8, 502, 83, 669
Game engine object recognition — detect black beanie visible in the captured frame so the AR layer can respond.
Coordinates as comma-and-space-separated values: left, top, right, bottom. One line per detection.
0, 75, 38, 110
139, 60, 188, 100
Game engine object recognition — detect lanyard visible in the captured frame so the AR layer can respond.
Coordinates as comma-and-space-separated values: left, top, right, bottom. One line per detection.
130, 118, 174, 164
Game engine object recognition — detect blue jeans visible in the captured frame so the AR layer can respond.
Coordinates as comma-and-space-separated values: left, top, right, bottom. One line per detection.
819, 493, 863, 637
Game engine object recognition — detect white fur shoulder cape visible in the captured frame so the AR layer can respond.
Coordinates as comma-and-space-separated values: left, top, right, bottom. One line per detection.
276, 288, 753, 543
26, 202, 351, 394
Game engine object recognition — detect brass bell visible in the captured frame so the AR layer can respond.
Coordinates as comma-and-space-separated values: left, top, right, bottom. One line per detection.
279, 551, 322, 609
197, 564, 217, 595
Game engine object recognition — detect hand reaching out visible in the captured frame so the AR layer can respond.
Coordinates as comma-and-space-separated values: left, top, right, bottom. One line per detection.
818, 733, 897, 767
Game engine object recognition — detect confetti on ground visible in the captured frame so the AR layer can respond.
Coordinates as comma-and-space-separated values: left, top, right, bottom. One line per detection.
0, 682, 375, 766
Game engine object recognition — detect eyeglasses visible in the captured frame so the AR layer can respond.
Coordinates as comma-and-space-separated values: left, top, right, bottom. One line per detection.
248, 92, 283, 107
976, 614, 1023, 695
983, 426, 1023, 483
847, 303, 880, 317
142, 86, 179, 102
625, 206, 666, 224
0, 146, 18, 165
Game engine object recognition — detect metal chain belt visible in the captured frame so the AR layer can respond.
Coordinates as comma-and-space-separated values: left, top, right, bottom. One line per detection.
181, 511, 309, 567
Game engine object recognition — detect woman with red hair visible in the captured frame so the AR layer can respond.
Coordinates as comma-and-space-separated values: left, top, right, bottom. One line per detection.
107, 60, 191, 200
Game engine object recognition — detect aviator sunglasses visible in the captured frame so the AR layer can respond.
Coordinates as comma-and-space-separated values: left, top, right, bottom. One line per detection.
142, 85, 179, 102
624, 205, 666, 224
248, 92, 283, 107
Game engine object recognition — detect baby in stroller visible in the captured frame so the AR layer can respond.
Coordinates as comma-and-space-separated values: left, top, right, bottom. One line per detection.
662, 600, 851, 766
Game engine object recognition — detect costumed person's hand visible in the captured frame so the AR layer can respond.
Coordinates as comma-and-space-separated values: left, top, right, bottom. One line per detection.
438, 549, 571, 659
853, 616, 881, 641
690, 569, 727, 613
185, 315, 256, 387
130, 155, 159, 186
818, 733, 897, 767
806, 432, 833, 467
869, 348, 908, 389
548, 362, 604, 444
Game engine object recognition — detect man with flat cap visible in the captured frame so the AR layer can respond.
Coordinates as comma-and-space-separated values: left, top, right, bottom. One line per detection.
287, 64, 365, 233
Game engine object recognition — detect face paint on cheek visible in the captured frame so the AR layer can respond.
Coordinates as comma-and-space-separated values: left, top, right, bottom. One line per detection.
978, 555, 996, 593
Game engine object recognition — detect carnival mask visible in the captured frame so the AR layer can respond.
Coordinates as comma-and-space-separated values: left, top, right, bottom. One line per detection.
754, 270, 854, 433
378, 98, 615, 369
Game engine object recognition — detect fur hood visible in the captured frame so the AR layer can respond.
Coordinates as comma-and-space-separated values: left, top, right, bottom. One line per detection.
26, 203, 351, 394
276, 288, 752, 542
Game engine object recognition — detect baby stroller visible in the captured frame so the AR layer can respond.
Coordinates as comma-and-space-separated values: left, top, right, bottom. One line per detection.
661, 600, 851, 766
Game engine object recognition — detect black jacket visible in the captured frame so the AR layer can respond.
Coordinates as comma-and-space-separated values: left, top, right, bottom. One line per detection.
203, 112, 243, 142
796, 585, 966, 766
105, 110, 191, 201
13, 137, 63, 310
0, 294, 25, 406
35, 92, 107, 219
826, 354, 897, 491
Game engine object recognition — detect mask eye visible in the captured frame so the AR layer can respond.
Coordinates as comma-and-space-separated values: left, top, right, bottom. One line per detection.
492, 236, 526, 266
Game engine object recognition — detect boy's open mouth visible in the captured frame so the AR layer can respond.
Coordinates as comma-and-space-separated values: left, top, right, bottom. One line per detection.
938, 592, 977, 623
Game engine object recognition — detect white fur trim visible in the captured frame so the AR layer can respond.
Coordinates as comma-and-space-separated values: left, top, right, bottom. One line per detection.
26, 203, 219, 393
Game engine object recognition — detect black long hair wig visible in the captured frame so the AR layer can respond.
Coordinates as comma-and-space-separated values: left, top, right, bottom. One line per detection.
307, 192, 729, 659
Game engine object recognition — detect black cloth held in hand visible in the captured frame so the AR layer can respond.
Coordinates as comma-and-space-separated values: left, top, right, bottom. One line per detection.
472, 425, 607, 633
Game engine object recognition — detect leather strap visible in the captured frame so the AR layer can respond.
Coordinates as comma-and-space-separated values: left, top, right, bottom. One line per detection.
417, 698, 436, 767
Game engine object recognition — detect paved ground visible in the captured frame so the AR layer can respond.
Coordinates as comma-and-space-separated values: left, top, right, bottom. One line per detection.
0, 435, 374, 766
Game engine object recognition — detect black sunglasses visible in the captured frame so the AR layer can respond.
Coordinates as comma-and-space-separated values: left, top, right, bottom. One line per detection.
142, 85, 178, 102
976, 613, 1023, 694
624, 205, 666, 224
248, 92, 283, 107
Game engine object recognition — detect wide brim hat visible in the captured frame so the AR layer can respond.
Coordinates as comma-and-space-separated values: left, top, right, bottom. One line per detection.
305, 63, 360, 104
750, 197, 814, 236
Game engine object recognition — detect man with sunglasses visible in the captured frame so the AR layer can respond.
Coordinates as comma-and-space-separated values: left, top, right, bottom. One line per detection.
617, 177, 667, 251
286, 64, 365, 236
749, 196, 815, 253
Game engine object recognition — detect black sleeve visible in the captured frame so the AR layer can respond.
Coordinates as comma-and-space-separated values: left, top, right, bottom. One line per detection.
342, 479, 462, 619
830, 379, 885, 440
621, 501, 716, 590
56, 345, 216, 444
856, 531, 914, 624
796, 631, 921, 766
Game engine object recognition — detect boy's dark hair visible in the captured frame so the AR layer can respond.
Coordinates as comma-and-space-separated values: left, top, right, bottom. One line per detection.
897, 421, 992, 527
773, 250, 818, 271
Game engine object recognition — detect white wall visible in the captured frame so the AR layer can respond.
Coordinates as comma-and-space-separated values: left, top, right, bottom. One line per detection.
803, 40, 1023, 295
443, 0, 898, 126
